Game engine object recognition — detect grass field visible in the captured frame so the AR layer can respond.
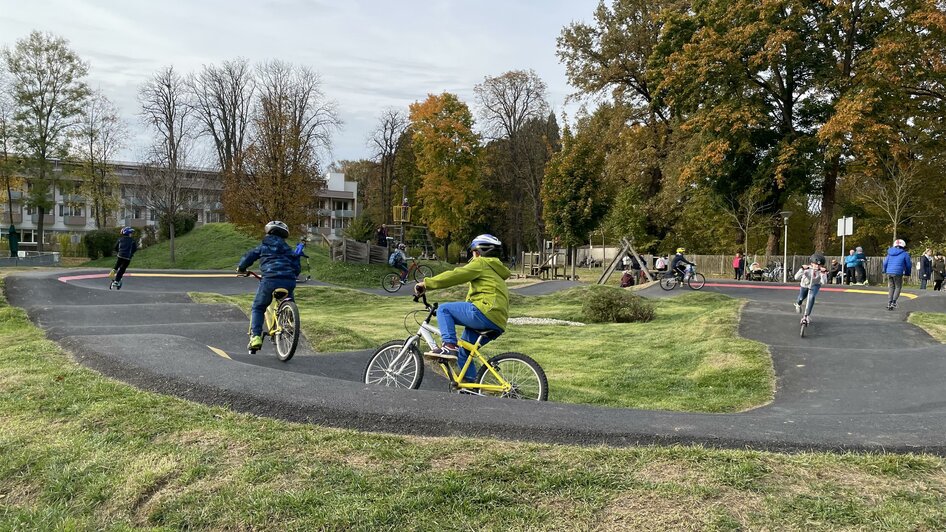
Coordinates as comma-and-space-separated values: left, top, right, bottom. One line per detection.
194, 286, 774, 412
82, 223, 452, 288
909, 312, 946, 343
2, 280, 946, 530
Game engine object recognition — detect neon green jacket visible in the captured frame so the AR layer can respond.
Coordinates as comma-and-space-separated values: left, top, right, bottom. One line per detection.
423, 257, 511, 330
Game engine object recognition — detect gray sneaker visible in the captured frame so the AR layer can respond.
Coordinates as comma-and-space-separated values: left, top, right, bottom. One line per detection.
424, 345, 458, 361
794, 301, 801, 313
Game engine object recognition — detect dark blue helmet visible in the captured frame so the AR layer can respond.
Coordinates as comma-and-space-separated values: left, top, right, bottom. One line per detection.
121, 226, 134, 236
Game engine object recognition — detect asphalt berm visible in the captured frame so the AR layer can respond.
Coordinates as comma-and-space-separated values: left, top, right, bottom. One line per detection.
6, 270, 946, 455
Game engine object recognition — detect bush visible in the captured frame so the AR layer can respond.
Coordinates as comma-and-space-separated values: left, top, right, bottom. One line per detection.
447, 242, 462, 264
158, 213, 197, 240
83, 229, 121, 259
581, 286, 655, 323
344, 214, 375, 243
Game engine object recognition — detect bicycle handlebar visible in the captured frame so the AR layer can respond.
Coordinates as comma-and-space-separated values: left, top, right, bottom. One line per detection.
412, 292, 438, 310
238, 271, 262, 280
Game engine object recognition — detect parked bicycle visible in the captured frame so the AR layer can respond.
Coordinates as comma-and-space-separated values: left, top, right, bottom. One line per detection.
363, 293, 549, 400
240, 271, 300, 361
381, 257, 433, 293
659, 264, 706, 291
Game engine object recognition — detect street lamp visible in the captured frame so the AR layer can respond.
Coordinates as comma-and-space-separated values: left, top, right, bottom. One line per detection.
780, 210, 792, 283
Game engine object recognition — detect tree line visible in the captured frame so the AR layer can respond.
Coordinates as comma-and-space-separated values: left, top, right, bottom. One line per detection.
0, 31, 340, 259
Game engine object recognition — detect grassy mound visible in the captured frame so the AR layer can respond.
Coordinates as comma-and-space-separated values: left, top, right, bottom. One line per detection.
82, 223, 453, 288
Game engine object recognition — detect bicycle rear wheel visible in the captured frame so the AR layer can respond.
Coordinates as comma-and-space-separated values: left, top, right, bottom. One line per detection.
687, 273, 706, 290
364, 340, 424, 389
274, 300, 300, 362
476, 352, 548, 401
413, 265, 434, 282
381, 273, 402, 293
659, 275, 677, 291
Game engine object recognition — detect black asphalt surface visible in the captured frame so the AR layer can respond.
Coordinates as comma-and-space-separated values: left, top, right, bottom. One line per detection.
6, 270, 946, 455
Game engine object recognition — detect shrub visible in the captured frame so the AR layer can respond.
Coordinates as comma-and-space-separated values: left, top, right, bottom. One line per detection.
447, 242, 462, 264
83, 228, 121, 259
581, 286, 655, 323
344, 214, 375, 243
158, 213, 197, 240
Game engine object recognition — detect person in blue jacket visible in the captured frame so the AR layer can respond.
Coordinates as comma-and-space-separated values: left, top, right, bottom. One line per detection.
855, 246, 868, 284
883, 239, 912, 310
109, 226, 139, 289
843, 249, 858, 285
237, 220, 301, 350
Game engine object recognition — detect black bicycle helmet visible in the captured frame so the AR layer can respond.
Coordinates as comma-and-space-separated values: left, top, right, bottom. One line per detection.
265, 220, 290, 239
810, 252, 826, 267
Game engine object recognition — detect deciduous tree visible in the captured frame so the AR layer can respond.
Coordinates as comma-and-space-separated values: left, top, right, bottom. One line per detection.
224, 61, 340, 236
368, 108, 408, 223
188, 58, 255, 175
4, 31, 89, 251
75, 91, 125, 228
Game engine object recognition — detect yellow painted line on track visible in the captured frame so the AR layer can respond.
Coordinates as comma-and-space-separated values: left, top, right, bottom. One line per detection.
207, 346, 232, 360
845, 288, 918, 299
131, 273, 237, 278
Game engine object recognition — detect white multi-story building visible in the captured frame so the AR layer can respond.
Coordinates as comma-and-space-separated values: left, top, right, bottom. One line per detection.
1, 161, 358, 250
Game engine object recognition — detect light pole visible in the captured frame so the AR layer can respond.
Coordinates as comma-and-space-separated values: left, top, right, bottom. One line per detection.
780, 210, 792, 283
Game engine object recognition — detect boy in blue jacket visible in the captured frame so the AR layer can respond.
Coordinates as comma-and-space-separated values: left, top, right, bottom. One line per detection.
237, 221, 301, 350
109, 226, 138, 290
883, 239, 912, 310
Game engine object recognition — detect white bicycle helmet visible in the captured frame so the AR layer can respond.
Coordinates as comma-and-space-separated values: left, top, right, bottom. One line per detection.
470, 234, 502, 257
265, 220, 290, 239
893, 239, 906, 248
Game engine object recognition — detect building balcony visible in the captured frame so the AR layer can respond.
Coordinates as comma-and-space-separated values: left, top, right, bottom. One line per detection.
1, 212, 22, 224
315, 208, 332, 217
61, 194, 86, 203
6, 191, 23, 201
64, 215, 87, 226
333, 209, 354, 218
30, 213, 55, 224
127, 218, 149, 228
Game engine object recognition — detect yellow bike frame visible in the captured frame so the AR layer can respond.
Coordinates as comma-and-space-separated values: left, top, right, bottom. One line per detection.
441, 337, 512, 394
247, 287, 290, 338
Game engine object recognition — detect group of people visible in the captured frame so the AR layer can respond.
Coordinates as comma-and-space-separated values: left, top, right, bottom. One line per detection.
917, 248, 946, 291
239, 221, 509, 381
618, 248, 695, 288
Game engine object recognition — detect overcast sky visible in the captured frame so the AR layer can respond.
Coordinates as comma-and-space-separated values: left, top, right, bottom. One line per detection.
0, 0, 598, 167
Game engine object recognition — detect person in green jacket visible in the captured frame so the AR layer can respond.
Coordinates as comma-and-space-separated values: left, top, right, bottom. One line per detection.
414, 234, 510, 382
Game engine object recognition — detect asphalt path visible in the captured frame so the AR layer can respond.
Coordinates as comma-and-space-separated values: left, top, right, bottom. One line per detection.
6, 269, 946, 454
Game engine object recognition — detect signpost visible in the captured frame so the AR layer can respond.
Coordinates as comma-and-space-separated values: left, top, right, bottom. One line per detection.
837, 216, 853, 260
780, 211, 792, 283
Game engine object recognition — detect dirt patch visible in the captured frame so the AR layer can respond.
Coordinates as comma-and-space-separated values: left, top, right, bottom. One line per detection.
634, 461, 712, 486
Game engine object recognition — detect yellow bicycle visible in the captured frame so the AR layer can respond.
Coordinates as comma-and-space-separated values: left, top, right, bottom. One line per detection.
241, 271, 300, 361
363, 294, 548, 400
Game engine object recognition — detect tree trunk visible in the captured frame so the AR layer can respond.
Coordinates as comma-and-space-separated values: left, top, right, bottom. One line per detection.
766, 224, 779, 257
169, 215, 176, 264
37, 205, 46, 252
815, 157, 840, 252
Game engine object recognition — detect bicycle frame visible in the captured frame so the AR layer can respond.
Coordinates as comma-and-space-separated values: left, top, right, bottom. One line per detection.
245, 271, 292, 337
395, 295, 513, 394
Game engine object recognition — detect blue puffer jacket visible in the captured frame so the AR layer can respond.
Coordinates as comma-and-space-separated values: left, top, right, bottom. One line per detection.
238, 235, 301, 280
844, 254, 858, 268
882, 247, 912, 276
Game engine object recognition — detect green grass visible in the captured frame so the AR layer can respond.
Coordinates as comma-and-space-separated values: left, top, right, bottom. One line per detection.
82, 223, 453, 288
909, 312, 946, 343
2, 280, 946, 530
193, 285, 774, 412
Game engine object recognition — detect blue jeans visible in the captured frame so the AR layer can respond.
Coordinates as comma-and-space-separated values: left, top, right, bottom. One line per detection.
437, 302, 503, 382
251, 277, 296, 336
395, 263, 409, 281
796, 284, 820, 316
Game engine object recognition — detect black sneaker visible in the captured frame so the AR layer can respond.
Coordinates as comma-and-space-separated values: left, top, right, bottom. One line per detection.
424, 345, 458, 361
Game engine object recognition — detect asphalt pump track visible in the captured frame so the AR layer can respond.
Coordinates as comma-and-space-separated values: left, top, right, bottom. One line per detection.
6, 270, 946, 455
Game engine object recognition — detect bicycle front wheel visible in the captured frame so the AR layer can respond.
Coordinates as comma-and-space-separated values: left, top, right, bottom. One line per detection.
476, 352, 548, 401
687, 273, 706, 290
274, 300, 300, 362
381, 273, 402, 293
364, 340, 424, 389
659, 275, 677, 291
413, 265, 434, 282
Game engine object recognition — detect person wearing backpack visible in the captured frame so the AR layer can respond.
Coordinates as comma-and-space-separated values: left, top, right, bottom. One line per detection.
388, 243, 409, 282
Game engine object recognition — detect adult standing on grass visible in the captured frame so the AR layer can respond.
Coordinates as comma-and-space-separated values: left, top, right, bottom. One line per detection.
919, 248, 933, 290
932, 252, 945, 291
883, 239, 912, 311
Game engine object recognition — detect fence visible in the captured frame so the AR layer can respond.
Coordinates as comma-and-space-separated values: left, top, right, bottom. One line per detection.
330, 238, 390, 264
0, 251, 61, 267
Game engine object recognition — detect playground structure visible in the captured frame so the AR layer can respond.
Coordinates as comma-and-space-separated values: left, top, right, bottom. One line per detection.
597, 237, 654, 285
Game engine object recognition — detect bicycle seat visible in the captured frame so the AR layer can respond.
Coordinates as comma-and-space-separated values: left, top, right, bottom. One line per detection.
272, 288, 290, 300
470, 329, 500, 339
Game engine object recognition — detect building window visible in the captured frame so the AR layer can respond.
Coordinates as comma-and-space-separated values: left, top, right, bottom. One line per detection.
59, 204, 83, 217
133, 206, 143, 219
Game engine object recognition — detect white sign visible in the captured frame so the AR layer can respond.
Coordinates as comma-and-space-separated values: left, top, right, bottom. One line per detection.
836, 216, 853, 237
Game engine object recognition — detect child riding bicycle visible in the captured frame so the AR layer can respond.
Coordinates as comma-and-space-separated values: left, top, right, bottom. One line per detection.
237, 220, 301, 351
794, 253, 828, 323
670, 247, 694, 279
413, 234, 510, 382
389, 243, 409, 282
